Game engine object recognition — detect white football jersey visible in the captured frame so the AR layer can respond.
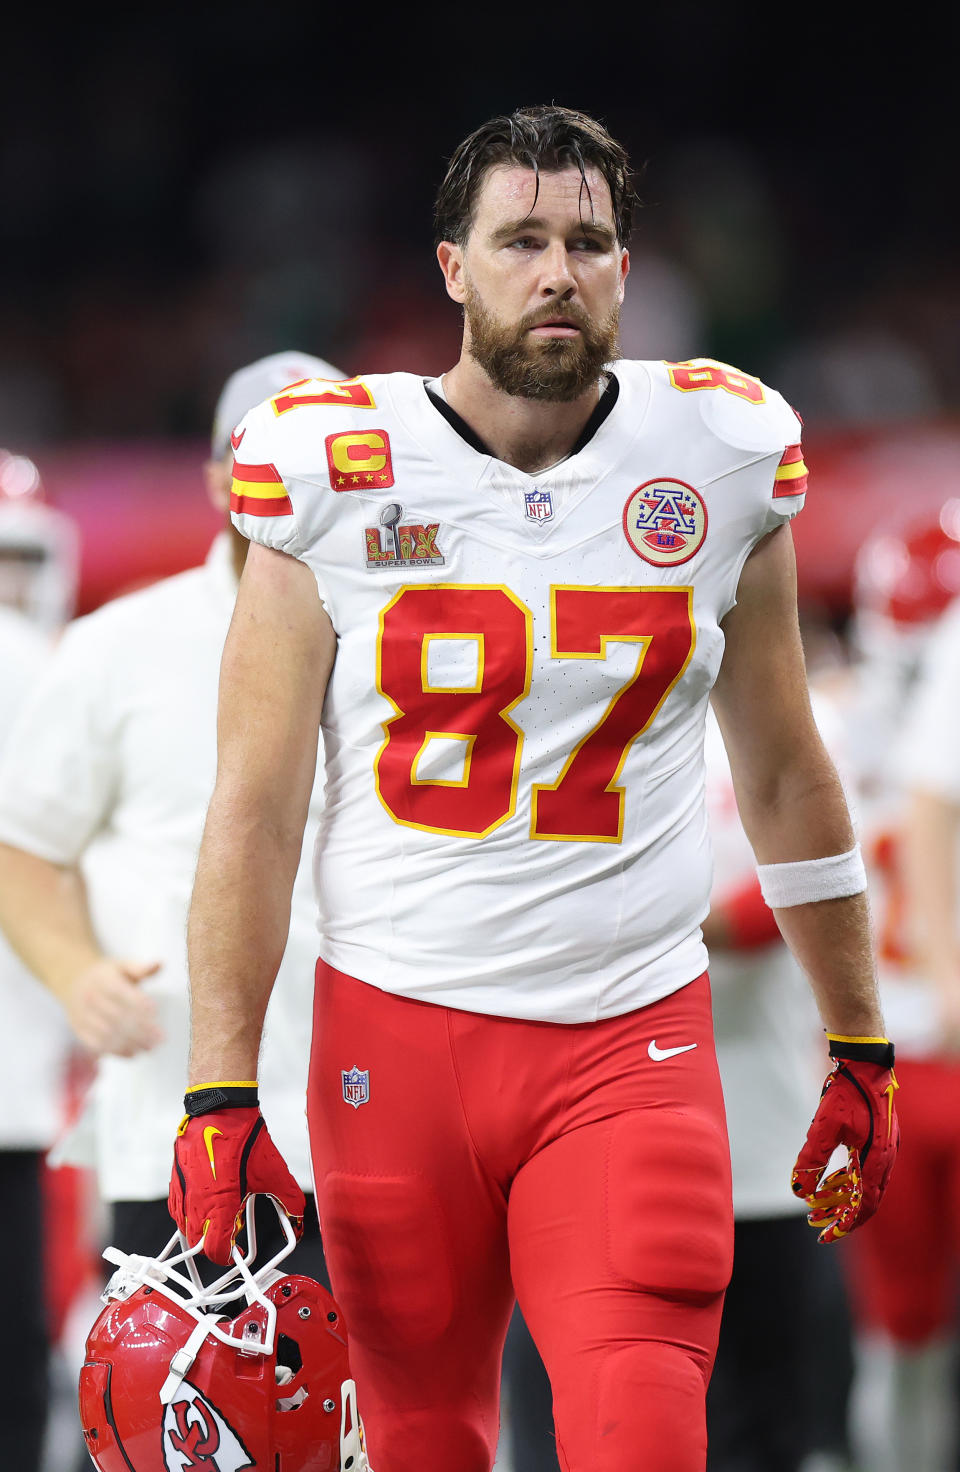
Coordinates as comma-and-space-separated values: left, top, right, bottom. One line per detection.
834, 632, 947, 1057
230, 359, 806, 1022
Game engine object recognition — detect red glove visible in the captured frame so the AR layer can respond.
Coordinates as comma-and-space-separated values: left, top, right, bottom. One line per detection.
168, 1081, 305, 1264
792, 1035, 899, 1244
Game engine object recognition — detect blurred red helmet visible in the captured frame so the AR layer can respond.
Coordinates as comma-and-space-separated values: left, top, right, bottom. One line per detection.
854, 499, 960, 628
79, 1201, 371, 1472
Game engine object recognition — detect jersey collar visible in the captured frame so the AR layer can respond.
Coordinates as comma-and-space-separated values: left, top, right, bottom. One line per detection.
423, 374, 621, 469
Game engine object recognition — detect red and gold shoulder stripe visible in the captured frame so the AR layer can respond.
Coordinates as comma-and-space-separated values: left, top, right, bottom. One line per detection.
773, 443, 808, 499
230, 460, 293, 518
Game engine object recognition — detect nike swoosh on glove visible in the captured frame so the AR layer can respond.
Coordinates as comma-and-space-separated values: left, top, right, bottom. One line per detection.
792, 1047, 899, 1244
169, 1105, 305, 1265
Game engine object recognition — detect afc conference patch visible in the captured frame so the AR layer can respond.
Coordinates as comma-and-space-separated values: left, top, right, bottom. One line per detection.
524, 489, 553, 521
622, 477, 707, 566
341, 1065, 370, 1108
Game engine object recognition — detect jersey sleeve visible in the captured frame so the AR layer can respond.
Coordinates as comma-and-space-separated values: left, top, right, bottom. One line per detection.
673, 359, 808, 534
228, 397, 304, 558
0, 616, 118, 864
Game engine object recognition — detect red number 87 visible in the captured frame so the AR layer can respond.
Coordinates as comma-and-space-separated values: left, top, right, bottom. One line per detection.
375, 583, 695, 843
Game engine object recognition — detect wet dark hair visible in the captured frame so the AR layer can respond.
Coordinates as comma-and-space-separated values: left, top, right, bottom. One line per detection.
434, 104, 636, 249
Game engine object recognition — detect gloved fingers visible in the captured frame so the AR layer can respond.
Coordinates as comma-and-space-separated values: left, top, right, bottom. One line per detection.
247, 1134, 307, 1220
262, 1191, 306, 1242
804, 1160, 859, 1208
801, 1154, 864, 1243
792, 1166, 821, 1200
791, 1112, 844, 1196
191, 1200, 245, 1266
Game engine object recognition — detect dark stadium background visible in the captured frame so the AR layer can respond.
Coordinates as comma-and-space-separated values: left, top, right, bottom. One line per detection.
2, 11, 955, 616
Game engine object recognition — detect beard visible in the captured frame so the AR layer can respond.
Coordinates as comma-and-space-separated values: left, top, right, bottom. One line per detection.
463, 282, 620, 402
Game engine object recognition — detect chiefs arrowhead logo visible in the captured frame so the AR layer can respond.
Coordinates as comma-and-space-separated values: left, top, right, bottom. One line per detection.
162, 1383, 255, 1470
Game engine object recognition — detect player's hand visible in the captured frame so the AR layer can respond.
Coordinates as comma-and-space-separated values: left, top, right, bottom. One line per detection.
792, 1036, 899, 1243
168, 1084, 305, 1265
67, 958, 163, 1056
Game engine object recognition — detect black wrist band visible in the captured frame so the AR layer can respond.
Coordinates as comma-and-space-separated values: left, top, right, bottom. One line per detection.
182, 1084, 260, 1117
828, 1038, 895, 1069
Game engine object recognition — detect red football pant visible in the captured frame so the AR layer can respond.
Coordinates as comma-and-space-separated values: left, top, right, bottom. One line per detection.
846, 1055, 960, 1344
308, 963, 732, 1472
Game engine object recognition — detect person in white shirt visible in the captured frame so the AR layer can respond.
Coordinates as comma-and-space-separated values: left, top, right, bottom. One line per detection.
841, 506, 960, 1472
0, 351, 342, 1280
0, 451, 79, 1472
0, 603, 68, 1472
818, 506, 960, 1472
703, 686, 856, 1472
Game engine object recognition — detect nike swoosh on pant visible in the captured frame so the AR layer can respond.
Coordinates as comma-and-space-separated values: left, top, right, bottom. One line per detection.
647, 1040, 698, 1061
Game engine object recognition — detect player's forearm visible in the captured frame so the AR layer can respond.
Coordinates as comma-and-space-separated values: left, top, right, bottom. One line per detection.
732, 759, 884, 1034
770, 890, 883, 1035
902, 788, 960, 992
0, 842, 102, 997
186, 789, 303, 1085
731, 745, 855, 866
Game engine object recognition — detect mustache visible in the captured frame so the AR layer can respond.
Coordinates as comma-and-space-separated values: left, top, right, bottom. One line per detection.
519, 302, 594, 332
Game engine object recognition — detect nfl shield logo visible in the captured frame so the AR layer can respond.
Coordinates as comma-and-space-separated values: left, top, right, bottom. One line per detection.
341, 1065, 370, 1108
524, 490, 553, 521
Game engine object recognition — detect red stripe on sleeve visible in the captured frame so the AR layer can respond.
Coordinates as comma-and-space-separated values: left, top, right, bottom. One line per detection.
772, 471, 808, 499
778, 443, 804, 466
230, 491, 294, 518
232, 460, 284, 485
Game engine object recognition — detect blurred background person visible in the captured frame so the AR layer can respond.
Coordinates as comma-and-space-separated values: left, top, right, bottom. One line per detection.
832, 504, 960, 1472
0, 449, 79, 634
0, 355, 341, 1464
0, 452, 78, 1471
703, 665, 856, 1472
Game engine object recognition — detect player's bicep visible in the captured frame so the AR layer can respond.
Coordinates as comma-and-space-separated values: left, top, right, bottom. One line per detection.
215, 542, 333, 828
710, 524, 823, 801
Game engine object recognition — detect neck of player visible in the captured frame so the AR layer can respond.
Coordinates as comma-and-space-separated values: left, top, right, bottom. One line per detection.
442, 352, 603, 475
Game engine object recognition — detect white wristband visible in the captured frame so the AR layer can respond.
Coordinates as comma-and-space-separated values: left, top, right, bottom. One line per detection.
757, 845, 867, 909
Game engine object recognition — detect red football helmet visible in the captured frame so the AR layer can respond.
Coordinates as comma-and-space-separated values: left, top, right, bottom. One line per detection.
854, 500, 960, 630
79, 1199, 372, 1471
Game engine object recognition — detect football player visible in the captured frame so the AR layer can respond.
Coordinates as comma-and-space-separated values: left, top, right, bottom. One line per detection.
171, 107, 898, 1472
703, 667, 859, 1472
0, 600, 69, 1471
0, 455, 77, 1472
837, 509, 960, 1472
0, 353, 341, 1293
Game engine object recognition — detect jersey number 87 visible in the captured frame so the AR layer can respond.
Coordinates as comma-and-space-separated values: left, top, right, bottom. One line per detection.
375, 584, 695, 844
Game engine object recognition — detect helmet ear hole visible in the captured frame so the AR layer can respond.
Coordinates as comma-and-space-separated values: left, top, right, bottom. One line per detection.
276, 1332, 303, 1377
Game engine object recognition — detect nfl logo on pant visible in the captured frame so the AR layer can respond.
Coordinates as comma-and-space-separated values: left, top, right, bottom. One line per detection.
341, 1065, 370, 1108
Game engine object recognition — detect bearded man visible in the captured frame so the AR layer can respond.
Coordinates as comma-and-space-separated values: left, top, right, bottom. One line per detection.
168, 106, 897, 1472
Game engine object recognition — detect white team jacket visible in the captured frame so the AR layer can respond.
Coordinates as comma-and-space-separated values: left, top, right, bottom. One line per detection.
0, 607, 72, 1150
0, 535, 323, 1199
